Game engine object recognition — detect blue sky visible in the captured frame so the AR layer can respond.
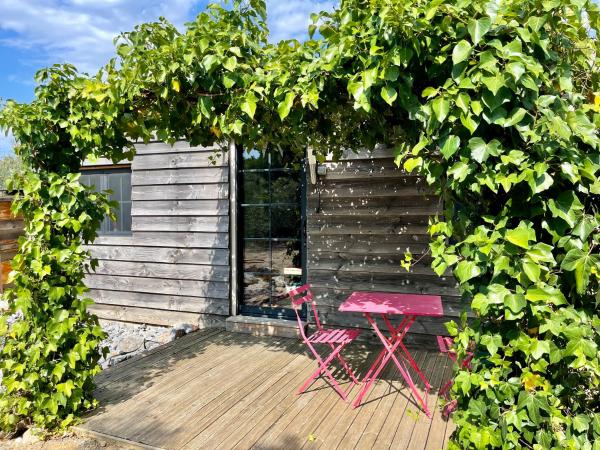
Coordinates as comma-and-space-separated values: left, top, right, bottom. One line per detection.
0, 0, 336, 156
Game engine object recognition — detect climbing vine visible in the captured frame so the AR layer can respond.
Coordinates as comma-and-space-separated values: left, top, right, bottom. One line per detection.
1, 0, 599, 447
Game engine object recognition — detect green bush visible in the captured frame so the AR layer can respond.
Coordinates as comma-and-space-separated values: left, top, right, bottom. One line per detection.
0, 171, 111, 431
1, 0, 599, 446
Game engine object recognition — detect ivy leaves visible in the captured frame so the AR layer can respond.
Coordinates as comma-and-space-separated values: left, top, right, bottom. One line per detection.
452, 40, 472, 65
0, 170, 109, 431
561, 249, 600, 294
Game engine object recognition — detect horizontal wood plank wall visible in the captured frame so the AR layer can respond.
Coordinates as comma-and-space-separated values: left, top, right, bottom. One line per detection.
0, 195, 22, 298
84, 142, 229, 328
306, 148, 464, 345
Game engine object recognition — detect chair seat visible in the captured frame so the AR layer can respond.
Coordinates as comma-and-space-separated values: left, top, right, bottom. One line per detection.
307, 328, 360, 344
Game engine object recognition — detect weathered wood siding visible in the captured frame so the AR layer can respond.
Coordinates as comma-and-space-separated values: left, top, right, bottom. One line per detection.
84, 142, 230, 327
0, 194, 22, 297
306, 147, 462, 343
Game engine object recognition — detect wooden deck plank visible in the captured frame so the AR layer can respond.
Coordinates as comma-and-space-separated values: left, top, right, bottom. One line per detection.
246, 363, 354, 449
220, 355, 323, 449
334, 359, 400, 450
407, 352, 446, 450
101, 335, 290, 443
351, 351, 424, 450
425, 356, 454, 450
303, 349, 382, 450
162, 340, 304, 448
86, 333, 274, 434
92, 330, 232, 404
79, 331, 452, 450
389, 349, 439, 449
209, 355, 316, 450
443, 411, 457, 449
182, 346, 309, 449
94, 328, 223, 386
260, 363, 361, 450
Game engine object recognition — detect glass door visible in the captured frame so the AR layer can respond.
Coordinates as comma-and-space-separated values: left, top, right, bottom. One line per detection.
238, 147, 306, 319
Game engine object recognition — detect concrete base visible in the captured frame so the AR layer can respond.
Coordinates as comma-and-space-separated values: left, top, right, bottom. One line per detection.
225, 315, 306, 339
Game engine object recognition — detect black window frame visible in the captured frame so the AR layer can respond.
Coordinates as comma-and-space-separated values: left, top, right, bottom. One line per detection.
237, 147, 307, 320
80, 166, 132, 236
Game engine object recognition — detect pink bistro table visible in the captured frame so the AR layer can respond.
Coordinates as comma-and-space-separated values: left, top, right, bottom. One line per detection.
339, 291, 443, 417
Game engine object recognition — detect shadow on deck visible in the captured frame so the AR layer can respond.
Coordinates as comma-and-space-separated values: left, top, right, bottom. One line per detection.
77, 329, 455, 449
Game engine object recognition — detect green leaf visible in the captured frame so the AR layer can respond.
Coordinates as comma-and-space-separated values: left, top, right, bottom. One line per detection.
573, 415, 591, 433
517, 391, 548, 426
431, 97, 450, 122
452, 40, 473, 65
548, 191, 584, 228
229, 46, 242, 57
503, 108, 527, 127
505, 222, 535, 249
403, 157, 422, 172
468, 137, 494, 163
481, 334, 502, 356
455, 92, 470, 113
506, 62, 526, 81
277, 92, 295, 121
223, 56, 237, 72
525, 285, 567, 305
440, 135, 460, 159
383, 66, 400, 81
482, 74, 506, 96
467, 18, 492, 45
48, 287, 65, 301
505, 294, 527, 313
380, 86, 398, 106
530, 339, 550, 360
241, 92, 257, 119
222, 74, 236, 89
55, 309, 69, 322
202, 54, 219, 72
522, 261, 541, 282
561, 249, 598, 294
455, 260, 481, 283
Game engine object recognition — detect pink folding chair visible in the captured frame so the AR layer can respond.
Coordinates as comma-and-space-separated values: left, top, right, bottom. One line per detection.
437, 336, 474, 417
289, 284, 360, 401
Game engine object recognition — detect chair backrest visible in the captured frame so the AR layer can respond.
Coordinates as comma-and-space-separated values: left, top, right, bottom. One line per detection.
437, 336, 454, 354
287, 284, 323, 339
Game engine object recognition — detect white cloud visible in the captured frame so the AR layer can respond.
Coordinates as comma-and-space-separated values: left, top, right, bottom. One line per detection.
0, 0, 200, 74
267, 0, 337, 42
0, 1, 338, 76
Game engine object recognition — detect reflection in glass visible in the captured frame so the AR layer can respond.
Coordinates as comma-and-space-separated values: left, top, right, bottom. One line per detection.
241, 148, 268, 170
242, 206, 269, 238
244, 240, 270, 273
271, 278, 293, 308
271, 240, 301, 274
80, 170, 132, 235
242, 172, 269, 204
239, 147, 304, 315
271, 206, 301, 239
271, 172, 300, 203
243, 273, 271, 307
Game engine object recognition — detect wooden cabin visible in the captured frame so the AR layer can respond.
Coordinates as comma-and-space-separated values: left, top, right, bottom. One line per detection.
0, 193, 21, 298
81, 142, 460, 345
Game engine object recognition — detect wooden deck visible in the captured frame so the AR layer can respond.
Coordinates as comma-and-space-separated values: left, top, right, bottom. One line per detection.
79, 329, 455, 449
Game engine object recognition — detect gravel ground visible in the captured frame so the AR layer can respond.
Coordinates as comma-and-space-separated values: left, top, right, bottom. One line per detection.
98, 319, 174, 368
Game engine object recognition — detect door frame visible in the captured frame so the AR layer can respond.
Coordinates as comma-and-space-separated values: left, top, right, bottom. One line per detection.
230, 143, 307, 320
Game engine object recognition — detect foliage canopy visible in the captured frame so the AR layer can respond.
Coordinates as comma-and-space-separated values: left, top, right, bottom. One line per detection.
1, 0, 600, 447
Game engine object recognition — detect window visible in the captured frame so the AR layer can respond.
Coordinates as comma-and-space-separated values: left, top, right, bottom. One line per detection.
80, 168, 132, 235
238, 148, 306, 318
